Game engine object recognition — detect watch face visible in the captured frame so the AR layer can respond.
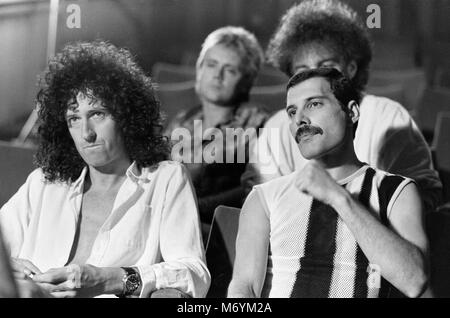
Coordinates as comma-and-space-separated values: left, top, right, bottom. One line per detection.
125, 273, 140, 293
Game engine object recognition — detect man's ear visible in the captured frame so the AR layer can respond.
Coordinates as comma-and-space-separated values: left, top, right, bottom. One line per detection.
347, 100, 360, 124
346, 60, 358, 80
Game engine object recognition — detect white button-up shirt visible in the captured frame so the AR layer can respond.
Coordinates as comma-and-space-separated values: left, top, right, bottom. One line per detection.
0, 160, 210, 297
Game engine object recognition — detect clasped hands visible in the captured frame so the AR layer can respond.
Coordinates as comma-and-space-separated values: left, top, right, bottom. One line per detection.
12, 258, 104, 298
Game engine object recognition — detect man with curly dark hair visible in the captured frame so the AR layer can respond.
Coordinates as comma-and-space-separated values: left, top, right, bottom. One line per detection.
244, 0, 442, 213
0, 41, 210, 298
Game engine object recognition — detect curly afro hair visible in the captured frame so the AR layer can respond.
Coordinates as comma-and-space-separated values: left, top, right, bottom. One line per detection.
267, 0, 372, 91
35, 40, 170, 183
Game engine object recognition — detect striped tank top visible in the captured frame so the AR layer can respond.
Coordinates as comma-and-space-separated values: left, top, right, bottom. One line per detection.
254, 165, 413, 298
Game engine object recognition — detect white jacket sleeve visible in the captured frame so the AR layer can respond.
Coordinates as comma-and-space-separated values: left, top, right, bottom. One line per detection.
138, 163, 210, 298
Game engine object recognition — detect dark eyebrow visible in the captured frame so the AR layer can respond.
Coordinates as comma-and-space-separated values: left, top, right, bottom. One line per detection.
65, 113, 78, 121
294, 57, 339, 68
305, 95, 329, 102
90, 105, 108, 111
66, 103, 78, 112
285, 95, 329, 112
319, 58, 340, 63
65, 107, 78, 115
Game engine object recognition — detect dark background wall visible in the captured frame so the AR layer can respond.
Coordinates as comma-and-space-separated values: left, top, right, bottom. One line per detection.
0, 0, 449, 140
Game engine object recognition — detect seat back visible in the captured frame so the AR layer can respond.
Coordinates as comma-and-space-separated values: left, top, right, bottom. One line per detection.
432, 112, 450, 201
427, 207, 450, 297
155, 82, 198, 127
371, 39, 416, 71
0, 141, 36, 207
415, 87, 450, 142
249, 84, 286, 115
151, 62, 287, 120
434, 67, 450, 89
205, 205, 241, 297
151, 62, 289, 87
152, 62, 195, 83
206, 205, 241, 261
254, 67, 288, 86
423, 40, 450, 86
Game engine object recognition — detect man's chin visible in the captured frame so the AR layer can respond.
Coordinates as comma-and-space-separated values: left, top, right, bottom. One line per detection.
299, 149, 318, 160
299, 142, 346, 161
298, 144, 324, 160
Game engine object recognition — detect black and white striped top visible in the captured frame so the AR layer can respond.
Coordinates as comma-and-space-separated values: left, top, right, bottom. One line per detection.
253, 165, 413, 298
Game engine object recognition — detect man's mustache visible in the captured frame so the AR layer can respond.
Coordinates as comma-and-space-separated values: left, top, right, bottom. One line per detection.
295, 125, 323, 143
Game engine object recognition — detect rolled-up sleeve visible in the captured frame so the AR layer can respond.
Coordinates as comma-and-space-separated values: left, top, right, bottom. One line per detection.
138, 163, 210, 298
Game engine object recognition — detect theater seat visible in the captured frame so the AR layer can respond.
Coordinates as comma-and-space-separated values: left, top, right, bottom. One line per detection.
434, 67, 450, 89
415, 87, 450, 143
151, 62, 195, 83
254, 67, 288, 86
423, 41, 450, 86
205, 205, 241, 298
249, 84, 286, 115
431, 112, 450, 201
0, 141, 36, 207
154, 81, 198, 127
427, 206, 450, 297
371, 39, 416, 71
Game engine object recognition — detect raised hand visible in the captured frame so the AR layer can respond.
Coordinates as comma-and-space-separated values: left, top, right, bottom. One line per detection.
294, 161, 347, 207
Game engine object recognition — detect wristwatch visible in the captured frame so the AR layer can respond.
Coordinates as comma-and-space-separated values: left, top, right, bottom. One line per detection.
117, 267, 141, 298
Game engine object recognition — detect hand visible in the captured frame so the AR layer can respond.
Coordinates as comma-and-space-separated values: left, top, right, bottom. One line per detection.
11, 258, 42, 279
15, 277, 53, 298
32, 264, 106, 298
295, 161, 347, 207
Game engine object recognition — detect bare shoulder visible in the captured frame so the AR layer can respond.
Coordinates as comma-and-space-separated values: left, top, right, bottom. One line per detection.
389, 181, 428, 251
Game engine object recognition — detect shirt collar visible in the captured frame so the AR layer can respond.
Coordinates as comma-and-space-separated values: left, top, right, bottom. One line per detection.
70, 161, 150, 196
71, 166, 88, 196
126, 161, 151, 184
